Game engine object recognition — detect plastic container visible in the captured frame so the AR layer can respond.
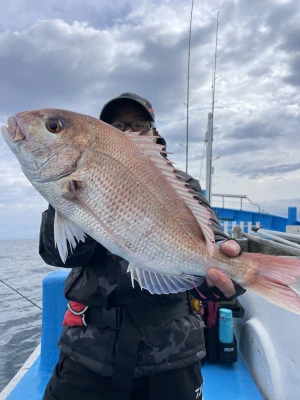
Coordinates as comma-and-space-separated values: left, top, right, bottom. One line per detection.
218, 308, 234, 344
218, 336, 237, 363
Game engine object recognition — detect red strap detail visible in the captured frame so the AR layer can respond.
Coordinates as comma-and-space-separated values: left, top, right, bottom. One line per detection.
62, 301, 87, 327
206, 301, 218, 328
62, 309, 84, 326
69, 300, 87, 312
192, 280, 207, 299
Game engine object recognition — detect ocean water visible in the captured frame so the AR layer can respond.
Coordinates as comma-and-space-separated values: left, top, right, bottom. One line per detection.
0, 239, 58, 392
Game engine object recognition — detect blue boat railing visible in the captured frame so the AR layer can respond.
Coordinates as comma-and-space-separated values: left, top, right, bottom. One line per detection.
214, 206, 299, 235
40, 270, 69, 373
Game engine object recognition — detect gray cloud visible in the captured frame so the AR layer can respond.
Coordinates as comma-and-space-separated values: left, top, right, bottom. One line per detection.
0, 0, 135, 31
232, 162, 300, 179
259, 198, 300, 219
284, 54, 300, 86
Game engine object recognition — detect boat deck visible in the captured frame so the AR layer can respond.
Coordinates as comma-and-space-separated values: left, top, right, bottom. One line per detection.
203, 359, 263, 399
4, 353, 263, 399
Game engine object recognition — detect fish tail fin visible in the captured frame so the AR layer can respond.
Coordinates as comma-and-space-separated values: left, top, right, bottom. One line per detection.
243, 253, 300, 315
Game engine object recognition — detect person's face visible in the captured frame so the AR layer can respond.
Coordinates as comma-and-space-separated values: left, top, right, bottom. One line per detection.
109, 106, 155, 137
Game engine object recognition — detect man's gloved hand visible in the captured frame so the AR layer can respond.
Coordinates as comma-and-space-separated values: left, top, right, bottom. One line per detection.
206, 239, 241, 298
190, 238, 245, 302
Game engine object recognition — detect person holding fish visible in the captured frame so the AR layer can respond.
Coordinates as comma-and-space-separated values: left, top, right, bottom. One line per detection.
38, 93, 246, 400
3, 91, 299, 399
3, 90, 300, 399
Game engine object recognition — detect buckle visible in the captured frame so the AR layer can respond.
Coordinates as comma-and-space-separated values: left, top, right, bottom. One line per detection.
102, 307, 123, 330
67, 302, 88, 327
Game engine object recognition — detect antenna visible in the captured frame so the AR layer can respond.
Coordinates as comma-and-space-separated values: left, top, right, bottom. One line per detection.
186, 0, 195, 174
205, 11, 219, 203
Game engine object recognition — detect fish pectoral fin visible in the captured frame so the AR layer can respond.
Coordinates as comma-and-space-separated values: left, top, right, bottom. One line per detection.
127, 263, 204, 294
54, 210, 86, 263
61, 179, 85, 200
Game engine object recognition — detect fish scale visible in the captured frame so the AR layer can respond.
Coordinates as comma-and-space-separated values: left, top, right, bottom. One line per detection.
74, 158, 200, 273
74, 140, 204, 259
2, 108, 300, 314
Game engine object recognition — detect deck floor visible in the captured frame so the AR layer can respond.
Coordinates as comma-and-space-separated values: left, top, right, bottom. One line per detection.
5, 355, 263, 399
202, 358, 263, 399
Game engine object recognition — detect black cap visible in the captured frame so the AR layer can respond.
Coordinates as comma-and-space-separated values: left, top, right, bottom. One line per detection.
100, 92, 155, 124
100, 92, 166, 147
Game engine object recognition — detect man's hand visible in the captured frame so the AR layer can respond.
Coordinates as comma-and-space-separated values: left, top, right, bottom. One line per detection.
206, 239, 241, 298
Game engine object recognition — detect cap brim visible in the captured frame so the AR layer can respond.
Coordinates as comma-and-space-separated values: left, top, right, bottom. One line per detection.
100, 97, 154, 123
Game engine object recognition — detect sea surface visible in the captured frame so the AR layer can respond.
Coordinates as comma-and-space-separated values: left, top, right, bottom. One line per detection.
0, 239, 59, 392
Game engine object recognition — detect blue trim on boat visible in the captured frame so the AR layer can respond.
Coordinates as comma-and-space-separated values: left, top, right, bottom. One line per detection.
213, 206, 299, 232
40, 271, 68, 374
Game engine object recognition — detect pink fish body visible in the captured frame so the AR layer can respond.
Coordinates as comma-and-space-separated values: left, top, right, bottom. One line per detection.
2, 108, 300, 314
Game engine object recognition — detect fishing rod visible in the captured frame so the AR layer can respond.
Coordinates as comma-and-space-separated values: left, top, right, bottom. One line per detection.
0, 278, 42, 311
186, 0, 195, 174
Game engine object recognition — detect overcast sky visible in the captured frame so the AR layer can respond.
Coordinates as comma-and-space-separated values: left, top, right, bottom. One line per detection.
0, 0, 299, 240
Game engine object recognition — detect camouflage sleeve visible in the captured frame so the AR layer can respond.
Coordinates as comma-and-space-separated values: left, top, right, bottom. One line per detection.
39, 204, 97, 268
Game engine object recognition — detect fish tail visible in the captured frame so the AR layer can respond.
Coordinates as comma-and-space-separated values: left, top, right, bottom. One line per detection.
242, 253, 300, 315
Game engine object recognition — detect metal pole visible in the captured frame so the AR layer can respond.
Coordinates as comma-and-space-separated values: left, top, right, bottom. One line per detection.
205, 12, 219, 202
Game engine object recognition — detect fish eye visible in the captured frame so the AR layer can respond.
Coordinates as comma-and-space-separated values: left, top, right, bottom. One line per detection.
46, 118, 64, 133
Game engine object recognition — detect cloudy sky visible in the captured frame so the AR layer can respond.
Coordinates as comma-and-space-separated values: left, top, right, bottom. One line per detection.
0, 0, 299, 240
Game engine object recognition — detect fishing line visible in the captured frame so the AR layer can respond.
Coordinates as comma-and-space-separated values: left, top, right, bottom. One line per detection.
0, 279, 42, 311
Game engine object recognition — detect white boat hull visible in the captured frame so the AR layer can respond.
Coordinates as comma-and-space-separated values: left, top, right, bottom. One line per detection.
235, 291, 300, 400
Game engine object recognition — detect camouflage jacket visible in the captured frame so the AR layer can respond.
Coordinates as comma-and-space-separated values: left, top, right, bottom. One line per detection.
39, 172, 243, 377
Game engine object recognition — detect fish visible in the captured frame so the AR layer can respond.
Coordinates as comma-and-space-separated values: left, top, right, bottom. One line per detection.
2, 108, 300, 314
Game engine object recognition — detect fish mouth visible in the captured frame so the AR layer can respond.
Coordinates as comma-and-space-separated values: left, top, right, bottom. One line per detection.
1, 117, 25, 142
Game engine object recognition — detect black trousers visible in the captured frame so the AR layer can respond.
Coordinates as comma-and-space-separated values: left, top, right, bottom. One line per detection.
43, 354, 203, 400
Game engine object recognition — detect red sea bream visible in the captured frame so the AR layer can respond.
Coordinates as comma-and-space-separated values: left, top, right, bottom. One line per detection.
2, 108, 300, 314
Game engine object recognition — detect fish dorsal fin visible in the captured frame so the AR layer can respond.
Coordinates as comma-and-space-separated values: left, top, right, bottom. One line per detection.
54, 210, 86, 262
125, 132, 215, 256
127, 263, 205, 294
